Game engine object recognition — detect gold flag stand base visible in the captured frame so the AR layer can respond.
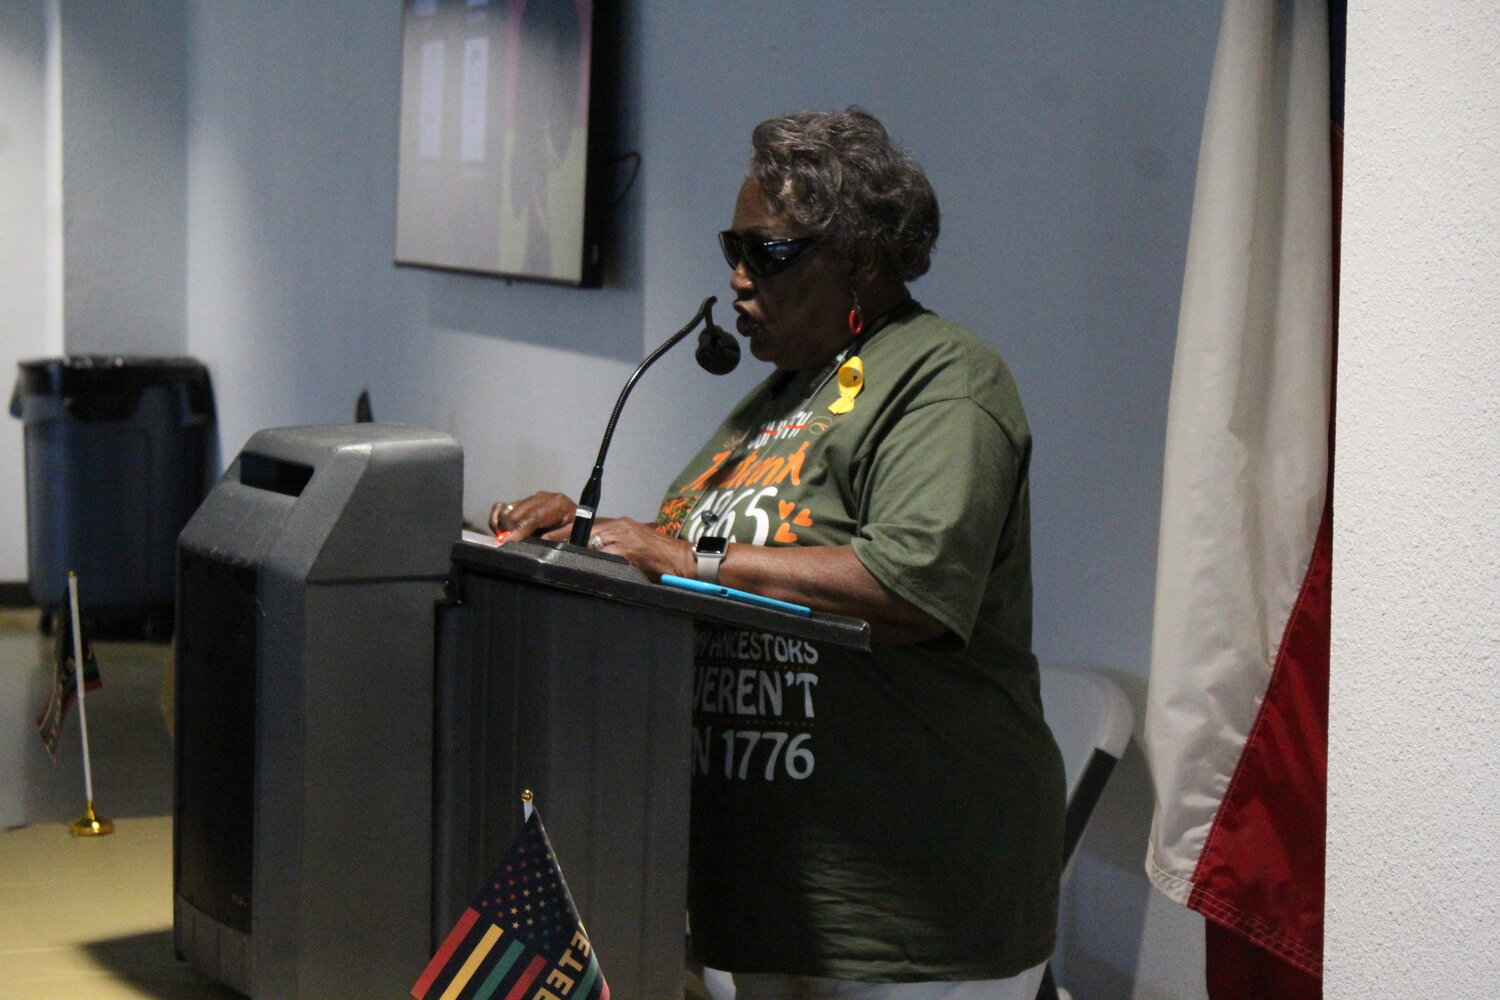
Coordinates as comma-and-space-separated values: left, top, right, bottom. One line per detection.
70, 801, 114, 837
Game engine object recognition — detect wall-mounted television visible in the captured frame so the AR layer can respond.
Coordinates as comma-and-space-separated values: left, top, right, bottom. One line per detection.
394, 0, 603, 286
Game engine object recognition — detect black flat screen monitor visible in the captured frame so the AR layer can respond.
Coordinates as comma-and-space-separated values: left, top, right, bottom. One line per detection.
395, 0, 599, 286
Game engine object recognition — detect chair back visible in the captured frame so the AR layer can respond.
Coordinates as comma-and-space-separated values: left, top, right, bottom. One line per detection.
1039, 666, 1134, 869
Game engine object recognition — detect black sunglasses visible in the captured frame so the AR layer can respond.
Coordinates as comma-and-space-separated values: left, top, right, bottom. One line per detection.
718, 230, 819, 277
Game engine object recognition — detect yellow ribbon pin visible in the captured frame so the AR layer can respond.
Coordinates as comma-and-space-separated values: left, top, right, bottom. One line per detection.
829, 356, 864, 414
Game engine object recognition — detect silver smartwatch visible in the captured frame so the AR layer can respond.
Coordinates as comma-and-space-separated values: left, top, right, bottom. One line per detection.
694, 535, 728, 584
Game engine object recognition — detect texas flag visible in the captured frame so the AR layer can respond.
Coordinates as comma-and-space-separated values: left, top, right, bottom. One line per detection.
1142, 1, 1340, 997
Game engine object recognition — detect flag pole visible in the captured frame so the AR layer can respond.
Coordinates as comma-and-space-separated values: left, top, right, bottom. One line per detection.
66, 572, 112, 837
522, 787, 534, 821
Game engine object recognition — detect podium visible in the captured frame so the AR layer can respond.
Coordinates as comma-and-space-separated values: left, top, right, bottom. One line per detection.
435, 535, 869, 1000
172, 422, 869, 999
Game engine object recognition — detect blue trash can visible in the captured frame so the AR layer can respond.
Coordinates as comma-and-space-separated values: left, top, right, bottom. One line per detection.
9, 355, 217, 637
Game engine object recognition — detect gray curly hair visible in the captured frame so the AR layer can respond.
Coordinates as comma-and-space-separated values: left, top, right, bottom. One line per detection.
748, 108, 940, 282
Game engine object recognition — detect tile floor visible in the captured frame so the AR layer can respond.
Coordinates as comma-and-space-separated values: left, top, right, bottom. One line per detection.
0, 608, 234, 999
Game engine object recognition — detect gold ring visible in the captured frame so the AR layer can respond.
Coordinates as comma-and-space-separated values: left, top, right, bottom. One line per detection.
590, 534, 606, 551
503, 503, 515, 513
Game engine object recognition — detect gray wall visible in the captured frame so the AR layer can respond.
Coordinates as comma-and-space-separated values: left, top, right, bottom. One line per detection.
1, 0, 188, 587
59, 0, 188, 357
0, 0, 51, 584
4, 2, 1222, 995
0, 0, 54, 832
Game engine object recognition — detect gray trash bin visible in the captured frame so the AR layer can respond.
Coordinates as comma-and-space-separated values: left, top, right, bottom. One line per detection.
9, 355, 216, 637
173, 422, 461, 1000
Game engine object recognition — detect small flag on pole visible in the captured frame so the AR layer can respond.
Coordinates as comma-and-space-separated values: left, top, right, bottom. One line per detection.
413, 804, 609, 1000
36, 587, 102, 760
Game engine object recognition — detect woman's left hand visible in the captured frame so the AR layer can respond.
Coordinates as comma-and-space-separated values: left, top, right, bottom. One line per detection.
564, 516, 694, 582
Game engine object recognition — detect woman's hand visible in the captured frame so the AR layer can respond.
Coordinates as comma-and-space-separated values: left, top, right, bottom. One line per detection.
487, 499, 693, 581
584, 517, 694, 581
587, 519, 946, 643
490, 500, 937, 643
489, 491, 578, 541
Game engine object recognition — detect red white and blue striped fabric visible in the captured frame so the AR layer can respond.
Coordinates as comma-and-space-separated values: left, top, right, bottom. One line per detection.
1142, 1, 1337, 996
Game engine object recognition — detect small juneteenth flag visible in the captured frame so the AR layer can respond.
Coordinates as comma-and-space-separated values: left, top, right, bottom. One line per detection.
36, 597, 102, 760
413, 808, 609, 1000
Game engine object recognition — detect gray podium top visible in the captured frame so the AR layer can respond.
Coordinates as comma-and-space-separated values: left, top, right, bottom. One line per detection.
451, 533, 872, 651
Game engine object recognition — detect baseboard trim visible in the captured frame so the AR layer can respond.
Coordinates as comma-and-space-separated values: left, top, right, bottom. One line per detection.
0, 582, 33, 607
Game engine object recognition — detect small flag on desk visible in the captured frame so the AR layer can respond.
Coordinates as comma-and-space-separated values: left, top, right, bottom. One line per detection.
413, 807, 610, 1000
36, 602, 102, 760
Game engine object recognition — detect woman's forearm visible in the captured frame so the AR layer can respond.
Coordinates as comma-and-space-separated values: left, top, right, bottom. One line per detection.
718, 542, 945, 645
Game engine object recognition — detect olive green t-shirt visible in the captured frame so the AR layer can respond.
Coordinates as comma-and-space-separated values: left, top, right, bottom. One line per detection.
657, 309, 1065, 981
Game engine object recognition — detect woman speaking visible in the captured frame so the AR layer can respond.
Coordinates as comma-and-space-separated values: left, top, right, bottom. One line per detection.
491, 108, 1064, 1000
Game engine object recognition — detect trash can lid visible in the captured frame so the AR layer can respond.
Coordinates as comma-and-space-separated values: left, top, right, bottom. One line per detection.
17, 355, 209, 394
13, 356, 213, 421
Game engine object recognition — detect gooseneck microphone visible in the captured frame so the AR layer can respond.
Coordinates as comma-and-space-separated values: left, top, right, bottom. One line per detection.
569, 296, 738, 548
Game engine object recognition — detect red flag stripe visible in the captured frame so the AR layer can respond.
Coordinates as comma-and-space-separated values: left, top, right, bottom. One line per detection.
412, 907, 481, 999
500, 955, 547, 1000
1188, 506, 1331, 978
1204, 920, 1320, 1000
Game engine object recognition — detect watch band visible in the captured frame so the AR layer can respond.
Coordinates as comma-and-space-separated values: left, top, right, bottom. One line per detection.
694, 536, 727, 584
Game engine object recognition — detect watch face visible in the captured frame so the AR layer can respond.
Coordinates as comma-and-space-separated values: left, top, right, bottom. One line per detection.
696, 535, 728, 556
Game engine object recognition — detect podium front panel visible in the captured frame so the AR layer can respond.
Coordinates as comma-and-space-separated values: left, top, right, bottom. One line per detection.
436, 571, 695, 1000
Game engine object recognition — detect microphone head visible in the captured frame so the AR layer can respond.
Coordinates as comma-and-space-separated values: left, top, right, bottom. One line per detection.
696, 321, 740, 375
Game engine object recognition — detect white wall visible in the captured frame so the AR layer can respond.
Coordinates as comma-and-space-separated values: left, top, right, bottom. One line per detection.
1328, 5, 1500, 998
0, 1, 50, 584
0, 0, 188, 587
0, 0, 52, 828
59, 0, 188, 356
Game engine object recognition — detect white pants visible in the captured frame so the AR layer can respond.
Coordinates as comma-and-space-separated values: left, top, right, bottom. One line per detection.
704, 962, 1049, 1000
